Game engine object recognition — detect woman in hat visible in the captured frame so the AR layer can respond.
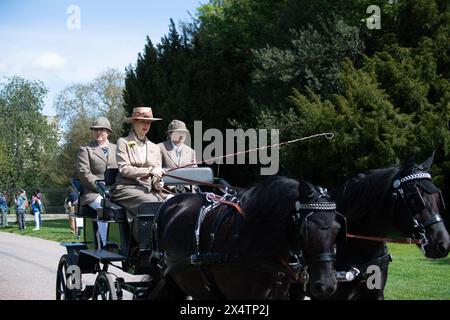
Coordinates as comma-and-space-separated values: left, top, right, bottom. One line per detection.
110, 107, 165, 218
77, 116, 117, 247
158, 119, 197, 169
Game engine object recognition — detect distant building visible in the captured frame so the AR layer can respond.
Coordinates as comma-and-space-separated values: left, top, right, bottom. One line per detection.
46, 116, 59, 131
46, 116, 63, 142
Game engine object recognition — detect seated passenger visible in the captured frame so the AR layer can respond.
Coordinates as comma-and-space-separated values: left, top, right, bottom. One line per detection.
158, 120, 197, 169
110, 107, 165, 218
77, 117, 117, 248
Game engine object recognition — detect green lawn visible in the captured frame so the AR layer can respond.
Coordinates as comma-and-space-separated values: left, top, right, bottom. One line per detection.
0, 219, 78, 243
1, 220, 449, 299
384, 243, 450, 300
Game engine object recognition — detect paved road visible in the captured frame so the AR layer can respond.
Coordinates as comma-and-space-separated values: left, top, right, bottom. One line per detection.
0, 232, 65, 299
0, 232, 142, 300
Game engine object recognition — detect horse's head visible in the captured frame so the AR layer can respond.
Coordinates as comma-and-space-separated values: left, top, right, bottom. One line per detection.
290, 180, 346, 299
393, 153, 450, 258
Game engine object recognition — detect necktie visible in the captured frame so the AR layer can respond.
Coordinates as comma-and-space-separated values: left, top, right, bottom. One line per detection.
101, 147, 108, 156
175, 147, 181, 162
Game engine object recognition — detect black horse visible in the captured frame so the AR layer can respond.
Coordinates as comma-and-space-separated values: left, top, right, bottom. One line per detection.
331, 153, 450, 300
153, 176, 345, 299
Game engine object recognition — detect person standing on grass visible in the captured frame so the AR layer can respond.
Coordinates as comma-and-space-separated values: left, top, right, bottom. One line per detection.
33, 189, 44, 227
0, 192, 8, 227
66, 186, 78, 234
31, 191, 42, 230
14, 190, 27, 230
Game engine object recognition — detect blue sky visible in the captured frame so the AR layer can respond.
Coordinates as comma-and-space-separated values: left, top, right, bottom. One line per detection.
0, 0, 204, 115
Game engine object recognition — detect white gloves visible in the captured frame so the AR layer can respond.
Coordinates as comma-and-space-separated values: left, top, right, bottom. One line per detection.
149, 167, 165, 191
150, 167, 165, 179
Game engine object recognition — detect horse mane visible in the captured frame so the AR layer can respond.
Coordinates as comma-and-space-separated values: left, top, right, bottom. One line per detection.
336, 166, 400, 223
236, 175, 299, 258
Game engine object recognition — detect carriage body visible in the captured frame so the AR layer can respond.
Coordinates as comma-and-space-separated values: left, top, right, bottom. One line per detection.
56, 167, 217, 300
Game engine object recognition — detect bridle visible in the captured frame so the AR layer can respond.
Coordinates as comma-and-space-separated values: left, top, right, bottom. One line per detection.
392, 171, 445, 252
289, 187, 347, 290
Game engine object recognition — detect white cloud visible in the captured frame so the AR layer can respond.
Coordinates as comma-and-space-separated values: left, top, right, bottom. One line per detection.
0, 62, 7, 71
32, 52, 67, 71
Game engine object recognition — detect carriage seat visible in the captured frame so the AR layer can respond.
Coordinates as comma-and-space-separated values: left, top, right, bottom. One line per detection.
95, 167, 215, 222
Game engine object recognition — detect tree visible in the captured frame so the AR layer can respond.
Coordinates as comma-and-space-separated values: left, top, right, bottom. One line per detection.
53, 69, 126, 185
256, 60, 413, 186
0, 76, 59, 191
252, 16, 365, 113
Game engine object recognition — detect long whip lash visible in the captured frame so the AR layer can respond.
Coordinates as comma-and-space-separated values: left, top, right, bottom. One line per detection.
167, 132, 335, 172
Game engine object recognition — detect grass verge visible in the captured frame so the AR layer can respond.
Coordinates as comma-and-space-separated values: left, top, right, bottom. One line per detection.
385, 243, 450, 300
0, 219, 78, 243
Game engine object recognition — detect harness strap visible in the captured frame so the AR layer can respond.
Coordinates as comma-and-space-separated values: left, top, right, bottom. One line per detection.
337, 251, 392, 281
217, 199, 245, 216
421, 213, 443, 228
196, 265, 227, 300
302, 252, 336, 264
208, 207, 235, 252
356, 252, 392, 277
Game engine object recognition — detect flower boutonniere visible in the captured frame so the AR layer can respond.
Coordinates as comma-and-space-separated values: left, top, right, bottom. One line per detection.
128, 141, 137, 148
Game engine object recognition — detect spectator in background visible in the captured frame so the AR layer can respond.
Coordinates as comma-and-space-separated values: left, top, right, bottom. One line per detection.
66, 186, 78, 234
32, 189, 44, 227
14, 190, 27, 230
0, 192, 8, 227
31, 191, 42, 230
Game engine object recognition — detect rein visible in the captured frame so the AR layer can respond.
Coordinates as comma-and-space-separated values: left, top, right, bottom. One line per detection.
346, 233, 423, 244
205, 193, 245, 216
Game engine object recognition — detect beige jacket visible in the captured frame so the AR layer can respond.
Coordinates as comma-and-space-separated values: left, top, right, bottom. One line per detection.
77, 142, 117, 206
114, 133, 162, 191
158, 141, 197, 169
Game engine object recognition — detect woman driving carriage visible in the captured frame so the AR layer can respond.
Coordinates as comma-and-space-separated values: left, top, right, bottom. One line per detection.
110, 107, 166, 218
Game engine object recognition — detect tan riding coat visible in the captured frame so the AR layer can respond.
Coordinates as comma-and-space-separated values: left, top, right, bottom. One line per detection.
77, 142, 117, 206
158, 140, 197, 169
110, 133, 163, 216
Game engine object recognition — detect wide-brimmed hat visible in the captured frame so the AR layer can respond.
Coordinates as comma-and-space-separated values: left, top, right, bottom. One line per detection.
90, 117, 112, 132
125, 107, 162, 123
167, 120, 189, 133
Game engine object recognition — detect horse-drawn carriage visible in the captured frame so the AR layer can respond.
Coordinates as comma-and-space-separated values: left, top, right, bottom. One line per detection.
56, 154, 449, 300
56, 167, 348, 300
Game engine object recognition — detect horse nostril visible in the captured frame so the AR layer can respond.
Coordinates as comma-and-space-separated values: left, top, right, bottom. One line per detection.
437, 241, 449, 256
326, 285, 335, 295
313, 282, 325, 293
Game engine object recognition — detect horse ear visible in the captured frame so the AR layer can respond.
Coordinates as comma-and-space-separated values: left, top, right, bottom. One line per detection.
419, 151, 435, 171
401, 155, 416, 176
298, 180, 315, 202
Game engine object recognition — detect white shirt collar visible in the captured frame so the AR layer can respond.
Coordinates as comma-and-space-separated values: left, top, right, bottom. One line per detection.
171, 142, 182, 151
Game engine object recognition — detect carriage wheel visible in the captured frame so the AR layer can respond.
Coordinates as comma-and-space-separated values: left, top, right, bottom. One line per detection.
56, 254, 78, 300
92, 272, 118, 300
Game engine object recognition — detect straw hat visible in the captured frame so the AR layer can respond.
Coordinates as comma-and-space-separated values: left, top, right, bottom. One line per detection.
125, 107, 162, 123
90, 117, 112, 132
